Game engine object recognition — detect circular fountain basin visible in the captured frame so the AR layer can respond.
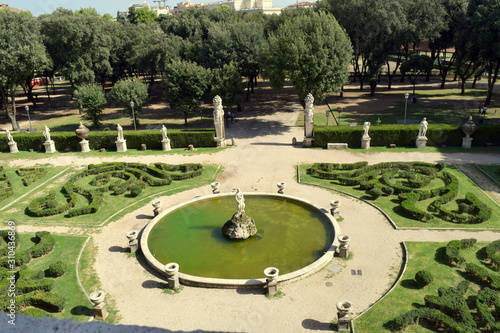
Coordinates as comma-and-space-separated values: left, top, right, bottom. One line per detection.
141, 192, 340, 288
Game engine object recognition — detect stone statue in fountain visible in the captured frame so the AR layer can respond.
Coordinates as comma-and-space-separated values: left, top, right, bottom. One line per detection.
222, 189, 257, 240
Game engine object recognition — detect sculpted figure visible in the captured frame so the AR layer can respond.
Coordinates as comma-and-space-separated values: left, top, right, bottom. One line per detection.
161, 125, 168, 140
117, 124, 124, 141
43, 126, 51, 141
213, 96, 224, 124
235, 189, 245, 216
363, 122, 371, 136
304, 93, 314, 123
418, 118, 428, 137
6, 129, 13, 142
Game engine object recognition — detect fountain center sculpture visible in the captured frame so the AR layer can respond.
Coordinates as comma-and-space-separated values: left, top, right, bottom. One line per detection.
221, 189, 257, 240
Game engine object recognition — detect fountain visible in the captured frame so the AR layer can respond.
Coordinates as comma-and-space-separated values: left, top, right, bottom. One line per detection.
221, 189, 257, 240
140, 192, 340, 288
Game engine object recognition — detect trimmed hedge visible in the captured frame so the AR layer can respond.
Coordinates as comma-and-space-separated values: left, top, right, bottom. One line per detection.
313, 123, 500, 148
415, 270, 433, 288
0, 129, 216, 152
48, 261, 67, 277
16, 167, 47, 186
0, 167, 13, 202
16, 290, 65, 312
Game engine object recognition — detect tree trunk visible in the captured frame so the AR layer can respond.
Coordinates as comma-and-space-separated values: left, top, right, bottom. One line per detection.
183, 111, 188, 126
7, 92, 20, 131
369, 80, 377, 96
460, 80, 465, 95
485, 61, 500, 106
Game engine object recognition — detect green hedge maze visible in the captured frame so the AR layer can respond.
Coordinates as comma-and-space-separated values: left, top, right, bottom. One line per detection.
27, 162, 204, 218
391, 239, 500, 333
0, 231, 65, 318
308, 162, 493, 224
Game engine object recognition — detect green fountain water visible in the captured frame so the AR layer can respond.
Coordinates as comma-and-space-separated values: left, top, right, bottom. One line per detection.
147, 195, 335, 280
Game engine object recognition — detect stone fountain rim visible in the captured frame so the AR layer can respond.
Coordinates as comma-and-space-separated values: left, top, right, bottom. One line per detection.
140, 192, 341, 288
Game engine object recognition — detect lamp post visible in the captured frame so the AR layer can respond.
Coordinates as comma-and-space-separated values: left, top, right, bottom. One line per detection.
404, 93, 409, 125
325, 110, 330, 126
336, 107, 342, 125
130, 101, 136, 131
25, 105, 32, 132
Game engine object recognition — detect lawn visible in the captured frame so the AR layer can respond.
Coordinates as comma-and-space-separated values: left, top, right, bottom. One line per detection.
3, 164, 221, 227
354, 241, 494, 332
299, 163, 500, 229
476, 164, 500, 185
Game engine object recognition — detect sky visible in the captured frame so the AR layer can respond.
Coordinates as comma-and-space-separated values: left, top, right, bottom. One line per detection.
8, 0, 298, 17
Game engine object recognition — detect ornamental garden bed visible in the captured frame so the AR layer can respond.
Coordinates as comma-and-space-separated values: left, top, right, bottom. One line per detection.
300, 161, 499, 229
2, 163, 220, 227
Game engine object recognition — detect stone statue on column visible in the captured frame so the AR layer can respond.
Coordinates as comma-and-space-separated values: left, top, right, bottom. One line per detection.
161, 125, 171, 151
416, 117, 428, 148
43, 126, 56, 153
361, 122, 371, 149
303, 93, 314, 147
115, 124, 127, 152
213, 95, 226, 147
6, 129, 18, 153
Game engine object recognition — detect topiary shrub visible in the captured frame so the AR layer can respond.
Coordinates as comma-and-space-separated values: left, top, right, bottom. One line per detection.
48, 261, 67, 277
415, 270, 433, 288
367, 187, 383, 199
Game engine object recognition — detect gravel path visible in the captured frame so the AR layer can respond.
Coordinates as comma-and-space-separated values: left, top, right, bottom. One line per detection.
5, 103, 500, 332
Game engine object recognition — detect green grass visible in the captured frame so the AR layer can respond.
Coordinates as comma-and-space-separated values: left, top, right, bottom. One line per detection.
354, 241, 487, 333
0, 147, 228, 162
476, 164, 500, 185
5, 164, 222, 227
299, 164, 500, 229
15, 233, 92, 322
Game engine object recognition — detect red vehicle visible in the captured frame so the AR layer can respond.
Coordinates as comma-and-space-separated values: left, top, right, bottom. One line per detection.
30, 77, 51, 88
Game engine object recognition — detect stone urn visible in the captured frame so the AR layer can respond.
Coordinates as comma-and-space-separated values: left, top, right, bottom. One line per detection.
75, 122, 90, 140
152, 201, 162, 210
338, 234, 350, 247
462, 116, 477, 137
126, 230, 138, 241
211, 182, 221, 194
165, 262, 179, 276
336, 300, 353, 315
277, 182, 286, 194
330, 200, 341, 210
89, 290, 106, 305
264, 267, 279, 280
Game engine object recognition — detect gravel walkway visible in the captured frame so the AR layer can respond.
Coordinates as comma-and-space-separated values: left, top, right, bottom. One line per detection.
5, 106, 500, 332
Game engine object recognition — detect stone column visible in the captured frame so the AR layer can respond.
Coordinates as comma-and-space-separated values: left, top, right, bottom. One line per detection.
165, 263, 180, 290
126, 230, 139, 253
89, 290, 108, 320
161, 139, 171, 151
303, 93, 314, 147
264, 267, 279, 296
213, 96, 226, 147
79, 139, 90, 152
415, 136, 428, 149
115, 139, 127, 152
336, 234, 350, 258
8, 141, 19, 153
336, 300, 353, 332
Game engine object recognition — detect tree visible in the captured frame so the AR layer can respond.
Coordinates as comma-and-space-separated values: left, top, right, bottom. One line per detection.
128, 6, 158, 24
211, 63, 245, 111
73, 84, 106, 126
0, 10, 49, 130
261, 10, 352, 101
108, 79, 149, 126
39, 10, 113, 88
162, 60, 212, 126
318, 0, 407, 95
401, 55, 434, 95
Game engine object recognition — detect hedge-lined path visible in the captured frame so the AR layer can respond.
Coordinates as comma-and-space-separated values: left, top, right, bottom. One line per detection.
3, 105, 500, 332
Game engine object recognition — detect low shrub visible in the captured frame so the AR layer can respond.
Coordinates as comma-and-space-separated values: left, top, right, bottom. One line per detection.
48, 261, 67, 277
415, 270, 433, 288
367, 187, 383, 199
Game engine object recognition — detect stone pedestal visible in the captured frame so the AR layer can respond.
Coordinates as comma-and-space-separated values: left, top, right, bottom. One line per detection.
214, 137, 226, 148
8, 141, 18, 153
303, 137, 314, 147
152, 201, 162, 217
115, 140, 127, 152
126, 230, 139, 253
264, 267, 279, 296
337, 234, 350, 258
43, 140, 56, 153
330, 200, 341, 218
162, 139, 171, 151
165, 263, 180, 290
211, 182, 220, 194
361, 136, 371, 149
89, 290, 108, 320
336, 301, 353, 332
277, 182, 286, 194
462, 137, 473, 149
416, 136, 428, 149
79, 139, 90, 153
92, 303, 108, 320
305, 121, 314, 139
